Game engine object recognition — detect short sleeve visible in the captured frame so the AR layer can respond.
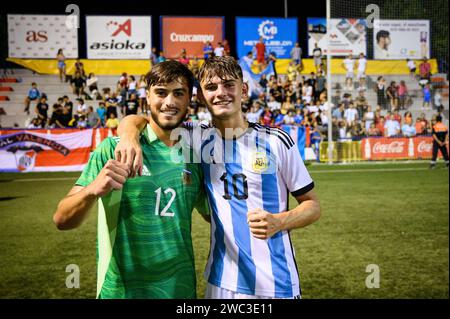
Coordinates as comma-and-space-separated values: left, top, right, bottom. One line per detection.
278, 139, 315, 197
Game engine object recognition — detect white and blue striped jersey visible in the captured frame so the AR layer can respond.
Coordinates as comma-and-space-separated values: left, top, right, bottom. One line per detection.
197, 122, 315, 298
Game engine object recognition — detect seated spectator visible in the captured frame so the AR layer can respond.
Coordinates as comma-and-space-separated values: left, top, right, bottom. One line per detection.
367, 123, 381, 136
97, 102, 107, 126
402, 112, 416, 137
363, 105, 375, 131
71, 72, 86, 98
376, 116, 386, 136
283, 109, 295, 125
77, 115, 88, 129
27, 117, 42, 129
86, 106, 101, 128
384, 116, 400, 137
293, 108, 304, 126
86, 73, 100, 100
267, 95, 281, 112
75, 98, 87, 116
35, 96, 49, 128
261, 107, 273, 126
157, 51, 166, 63
24, 82, 40, 115
398, 80, 408, 110
272, 109, 284, 127
74, 59, 86, 78
344, 103, 358, 126
246, 106, 260, 124
197, 105, 212, 126
124, 93, 139, 116
106, 113, 120, 131
178, 49, 190, 66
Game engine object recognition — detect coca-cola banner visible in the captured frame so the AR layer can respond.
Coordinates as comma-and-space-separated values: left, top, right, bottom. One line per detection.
362, 136, 447, 160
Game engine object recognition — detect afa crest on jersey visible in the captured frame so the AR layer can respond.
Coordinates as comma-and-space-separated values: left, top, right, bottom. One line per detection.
251, 151, 269, 173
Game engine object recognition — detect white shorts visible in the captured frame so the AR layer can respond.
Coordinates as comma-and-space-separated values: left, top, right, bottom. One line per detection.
357, 70, 366, 79
346, 71, 354, 79
205, 283, 301, 299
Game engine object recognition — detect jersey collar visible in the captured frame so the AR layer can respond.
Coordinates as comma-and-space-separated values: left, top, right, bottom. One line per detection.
142, 124, 159, 144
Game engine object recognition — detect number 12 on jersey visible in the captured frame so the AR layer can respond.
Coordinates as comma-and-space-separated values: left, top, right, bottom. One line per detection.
154, 187, 176, 217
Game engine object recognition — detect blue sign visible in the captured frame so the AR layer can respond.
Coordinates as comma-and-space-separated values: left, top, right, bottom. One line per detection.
236, 17, 298, 59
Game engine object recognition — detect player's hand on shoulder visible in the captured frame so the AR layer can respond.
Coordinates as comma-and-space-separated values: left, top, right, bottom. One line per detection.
88, 160, 130, 197
247, 208, 282, 240
114, 135, 143, 178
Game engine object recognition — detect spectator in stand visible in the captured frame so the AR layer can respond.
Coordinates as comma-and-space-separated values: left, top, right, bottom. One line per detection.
367, 122, 381, 136
407, 59, 417, 80
315, 72, 326, 100
106, 92, 119, 119
355, 88, 368, 120
149, 47, 158, 66
375, 76, 387, 110
24, 82, 40, 115
376, 116, 386, 137
27, 117, 42, 129
356, 53, 367, 90
267, 52, 278, 78
259, 106, 272, 125
310, 122, 322, 161
35, 96, 49, 128
157, 51, 166, 63
434, 89, 443, 111
338, 120, 348, 139
127, 75, 137, 97
384, 115, 400, 137
242, 51, 254, 69
419, 57, 432, 86
423, 83, 432, 109
283, 109, 295, 125
138, 74, 147, 111
363, 105, 375, 132
312, 43, 322, 73
48, 103, 62, 128
386, 81, 399, 111
332, 103, 345, 121
86, 106, 101, 128
96, 102, 106, 127
214, 42, 225, 57
287, 61, 299, 82
272, 109, 284, 127
77, 115, 88, 129
254, 37, 266, 72
344, 102, 358, 126
105, 112, 119, 131
291, 42, 303, 67
401, 111, 416, 137
178, 49, 190, 66
246, 105, 260, 124
203, 41, 214, 60
56, 49, 66, 83
74, 59, 86, 79
267, 95, 281, 112
71, 71, 86, 98
197, 105, 212, 126
281, 96, 294, 114
222, 39, 231, 56
190, 57, 200, 77
75, 98, 87, 116
294, 108, 304, 126
86, 73, 100, 100
342, 54, 355, 91
124, 93, 139, 116
259, 74, 268, 91
398, 80, 408, 110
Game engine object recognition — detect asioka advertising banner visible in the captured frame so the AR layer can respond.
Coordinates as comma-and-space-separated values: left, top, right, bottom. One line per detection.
7, 14, 78, 58
373, 20, 430, 60
236, 17, 298, 59
161, 16, 224, 59
307, 17, 367, 56
86, 16, 151, 59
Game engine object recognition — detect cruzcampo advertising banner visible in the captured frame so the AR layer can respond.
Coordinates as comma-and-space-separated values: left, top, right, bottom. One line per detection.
236, 17, 298, 59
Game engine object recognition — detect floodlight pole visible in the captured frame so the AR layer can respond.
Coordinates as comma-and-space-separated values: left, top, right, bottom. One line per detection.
326, 0, 333, 164
284, 0, 288, 18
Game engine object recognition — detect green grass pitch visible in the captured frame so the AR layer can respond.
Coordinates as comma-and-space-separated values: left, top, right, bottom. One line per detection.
0, 162, 448, 298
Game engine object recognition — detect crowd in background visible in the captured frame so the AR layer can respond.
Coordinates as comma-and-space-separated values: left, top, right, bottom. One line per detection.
22, 44, 447, 147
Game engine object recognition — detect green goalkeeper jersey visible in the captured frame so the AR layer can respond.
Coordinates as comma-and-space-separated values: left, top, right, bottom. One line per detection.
76, 124, 209, 299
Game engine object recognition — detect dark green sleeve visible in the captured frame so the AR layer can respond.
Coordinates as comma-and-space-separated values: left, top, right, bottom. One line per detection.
76, 137, 118, 187
194, 168, 210, 216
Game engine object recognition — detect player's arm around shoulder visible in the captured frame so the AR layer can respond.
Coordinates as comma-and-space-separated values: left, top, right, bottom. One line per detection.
115, 115, 150, 177
53, 139, 130, 230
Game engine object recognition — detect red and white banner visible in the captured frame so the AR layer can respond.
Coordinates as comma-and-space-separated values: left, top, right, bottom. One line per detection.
361, 136, 448, 160
0, 128, 115, 172
8, 14, 78, 58
86, 16, 151, 59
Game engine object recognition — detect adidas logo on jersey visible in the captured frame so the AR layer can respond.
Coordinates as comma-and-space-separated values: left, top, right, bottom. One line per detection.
141, 165, 151, 176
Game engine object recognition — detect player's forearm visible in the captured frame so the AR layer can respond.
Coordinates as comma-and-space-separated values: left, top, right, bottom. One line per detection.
277, 199, 321, 231
53, 187, 97, 230
117, 114, 148, 137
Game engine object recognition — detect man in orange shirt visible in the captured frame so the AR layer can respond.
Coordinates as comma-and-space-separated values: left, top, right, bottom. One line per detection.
254, 37, 266, 71
430, 115, 449, 169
